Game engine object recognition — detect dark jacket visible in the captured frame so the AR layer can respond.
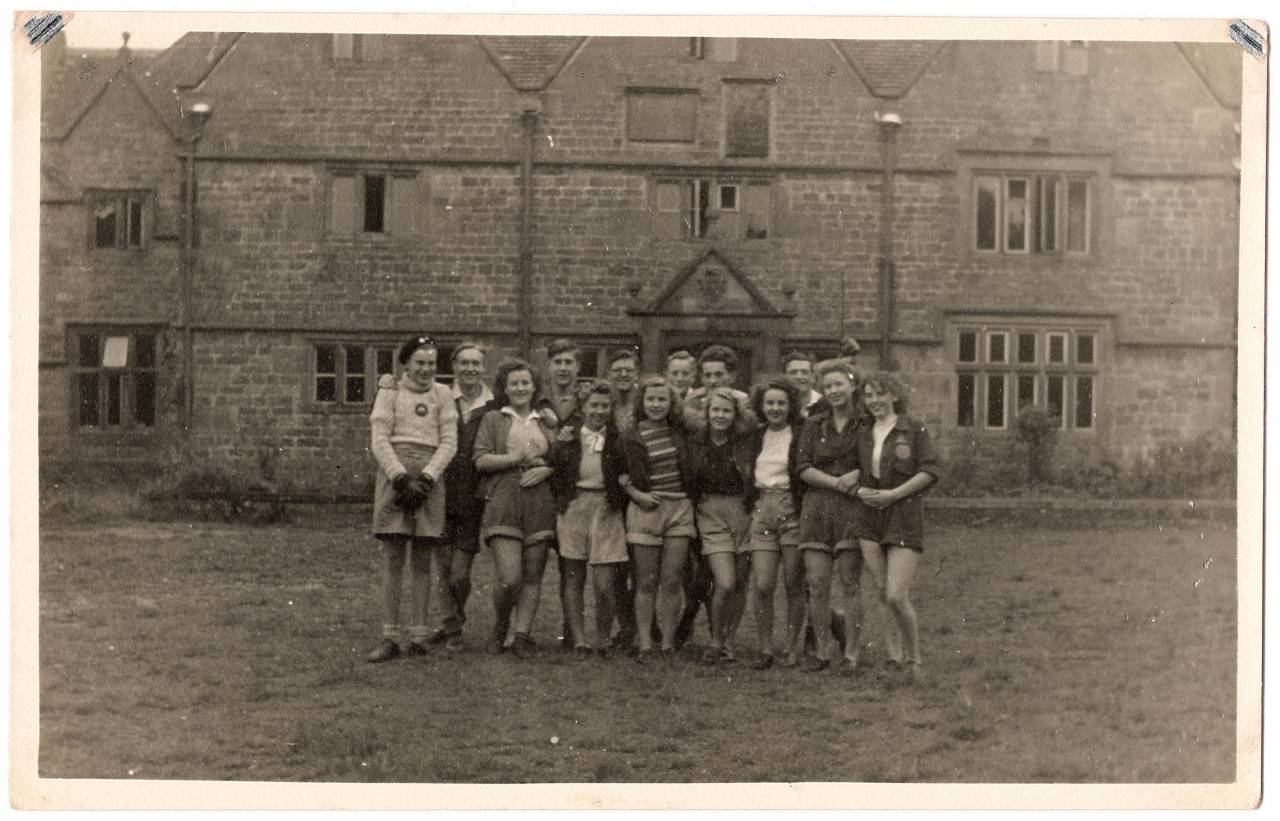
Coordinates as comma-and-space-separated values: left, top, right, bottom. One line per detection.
796, 410, 864, 480
549, 422, 628, 514
687, 431, 753, 508
855, 413, 942, 490
742, 423, 805, 514
443, 397, 501, 518
620, 422, 694, 495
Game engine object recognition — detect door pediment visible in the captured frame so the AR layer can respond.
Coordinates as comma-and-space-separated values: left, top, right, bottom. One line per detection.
629, 249, 790, 317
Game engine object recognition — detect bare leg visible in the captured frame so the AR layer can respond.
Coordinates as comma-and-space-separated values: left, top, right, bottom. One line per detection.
489, 536, 524, 647
884, 547, 922, 666
723, 553, 752, 652
380, 538, 407, 637
560, 556, 589, 647
834, 549, 865, 665
780, 544, 806, 661
751, 550, 780, 658
657, 537, 690, 651
859, 539, 902, 664
802, 548, 835, 663
591, 563, 619, 650
632, 544, 661, 653
513, 541, 550, 635
705, 551, 737, 651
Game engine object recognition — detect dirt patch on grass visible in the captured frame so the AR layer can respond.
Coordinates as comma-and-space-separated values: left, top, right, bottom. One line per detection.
38, 519, 1237, 783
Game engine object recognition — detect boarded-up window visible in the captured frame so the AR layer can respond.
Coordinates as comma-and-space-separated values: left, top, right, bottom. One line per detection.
653, 178, 771, 240
725, 83, 770, 158
626, 91, 697, 142
741, 183, 770, 239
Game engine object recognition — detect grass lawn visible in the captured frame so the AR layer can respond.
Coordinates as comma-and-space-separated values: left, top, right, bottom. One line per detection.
38, 511, 1237, 783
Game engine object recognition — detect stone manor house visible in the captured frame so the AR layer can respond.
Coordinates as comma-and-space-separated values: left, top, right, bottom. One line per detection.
38, 32, 1241, 494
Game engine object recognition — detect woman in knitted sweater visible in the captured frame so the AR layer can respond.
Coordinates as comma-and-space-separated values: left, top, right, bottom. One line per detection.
366, 335, 459, 663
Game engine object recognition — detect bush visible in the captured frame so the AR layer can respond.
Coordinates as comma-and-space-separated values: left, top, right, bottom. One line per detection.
1125, 431, 1236, 499
141, 462, 289, 523
1013, 406, 1059, 484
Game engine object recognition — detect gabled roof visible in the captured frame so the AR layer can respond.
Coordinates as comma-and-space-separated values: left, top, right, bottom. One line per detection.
830, 40, 946, 100
42, 45, 179, 141
1176, 42, 1243, 110
146, 31, 242, 90
635, 248, 788, 317
476, 35, 587, 91
40, 161, 79, 202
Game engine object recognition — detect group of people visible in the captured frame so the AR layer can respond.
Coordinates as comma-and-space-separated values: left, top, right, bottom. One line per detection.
366, 335, 941, 679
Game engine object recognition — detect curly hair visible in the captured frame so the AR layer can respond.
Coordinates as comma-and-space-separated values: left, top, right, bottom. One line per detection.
751, 379, 804, 428
861, 370, 909, 414
702, 386, 747, 437
491, 358, 541, 408
633, 375, 682, 427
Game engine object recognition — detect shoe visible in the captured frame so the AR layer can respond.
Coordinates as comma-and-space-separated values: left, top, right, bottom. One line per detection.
635, 649, 657, 666
424, 628, 451, 646
660, 648, 680, 666
486, 629, 507, 655
837, 656, 860, 677
445, 634, 465, 653
511, 633, 536, 660
573, 644, 593, 658
406, 641, 429, 657
593, 647, 610, 660
803, 656, 831, 673
751, 654, 775, 671
720, 647, 736, 665
366, 639, 401, 664
700, 647, 722, 666
780, 651, 799, 669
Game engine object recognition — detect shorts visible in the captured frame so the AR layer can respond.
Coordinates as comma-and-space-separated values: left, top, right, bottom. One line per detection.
748, 488, 801, 553
556, 490, 629, 565
853, 489, 926, 553
696, 494, 752, 556
372, 442, 446, 539
797, 487, 859, 553
480, 471, 557, 547
626, 495, 697, 546
445, 511, 483, 554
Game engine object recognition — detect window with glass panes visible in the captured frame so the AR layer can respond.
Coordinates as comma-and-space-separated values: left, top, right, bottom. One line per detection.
955, 323, 1100, 431
654, 177, 770, 240
69, 328, 160, 429
311, 342, 399, 404
973, 173, 1089, 255
89, 191, 150, 250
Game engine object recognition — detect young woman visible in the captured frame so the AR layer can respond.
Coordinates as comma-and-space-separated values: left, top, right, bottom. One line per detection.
743, 379, 806, 670
549, 381, 629, 655
690, 388, 754, 664
473, 359, 559, 659
366, 335, 459, 663
794, 359, 865, 673
621, 375, 696, 663
854, 372, 941, 682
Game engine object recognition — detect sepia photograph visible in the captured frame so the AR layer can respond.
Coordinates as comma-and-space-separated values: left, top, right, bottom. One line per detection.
10, 5, 1265, 810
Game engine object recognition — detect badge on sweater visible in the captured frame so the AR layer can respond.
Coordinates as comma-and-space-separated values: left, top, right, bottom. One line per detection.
415, 403, 429, 417
894, 441, 912, 460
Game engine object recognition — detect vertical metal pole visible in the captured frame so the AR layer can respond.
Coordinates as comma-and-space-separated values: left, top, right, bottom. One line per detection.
517, 109, 539, 360
877, 121, 899, 371
181, 143, 195, 432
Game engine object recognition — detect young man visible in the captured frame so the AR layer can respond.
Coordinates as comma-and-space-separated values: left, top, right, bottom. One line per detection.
545, 338, 582, 427
607, 348, 640, 434
681, 345, 756, 433
783, 350, 823, 415
604, 347, 641, 650
428, 342, 496, 650
664, 350, 697, 401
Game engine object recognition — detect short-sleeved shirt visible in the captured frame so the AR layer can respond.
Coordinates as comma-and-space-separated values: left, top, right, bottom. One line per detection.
796, 412, 862, 478
754, 427, 792, 489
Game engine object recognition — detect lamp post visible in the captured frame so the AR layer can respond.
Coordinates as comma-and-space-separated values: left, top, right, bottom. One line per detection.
179, 102, 211, 434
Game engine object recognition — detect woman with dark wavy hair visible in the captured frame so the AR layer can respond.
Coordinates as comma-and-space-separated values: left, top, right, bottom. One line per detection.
742, 378, 807, 670
473, 358, 559, 658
